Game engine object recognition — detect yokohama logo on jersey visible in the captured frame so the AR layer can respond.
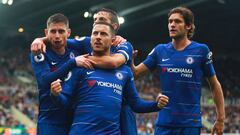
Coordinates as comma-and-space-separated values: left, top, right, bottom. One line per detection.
162, 67, 193, 78
97, 81, 123, 91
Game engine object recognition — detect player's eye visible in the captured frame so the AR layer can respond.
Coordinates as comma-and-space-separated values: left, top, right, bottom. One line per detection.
50, 30, 56, 34
58, 29, 65, 34
100, 32, 108, 36
99, 17, 106, 21
92, 31, 98, 36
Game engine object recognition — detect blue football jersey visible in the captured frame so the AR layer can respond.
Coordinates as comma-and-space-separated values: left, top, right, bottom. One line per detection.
111, 41, 133, 66
31, 46, 81, 135
68, 37, 137, 134
52, 65, 160, 135
67, 36, 92, 55
143, 41, 216, 127
112, 42, 138, 135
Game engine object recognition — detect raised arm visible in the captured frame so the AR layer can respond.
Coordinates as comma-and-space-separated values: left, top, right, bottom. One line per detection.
31, 37, 48, 55
31, 53, 93, 87
131, 49, 154, 79
67, 37, 92, 54
50, 79, 71, 108
30, 53, 77, 87
124, 71, 168, 113
50, 68, 81, 108
207, 75, 225, 135
131, 62, 150, 80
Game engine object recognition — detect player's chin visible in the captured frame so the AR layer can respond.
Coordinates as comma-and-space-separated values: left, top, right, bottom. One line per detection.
92, 44, 102, 50
52, 43, 65, 48
169, 33, 176, 38
93, 48, 103, 52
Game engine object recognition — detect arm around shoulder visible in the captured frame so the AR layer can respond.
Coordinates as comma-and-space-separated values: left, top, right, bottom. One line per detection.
88, 53, 126, 69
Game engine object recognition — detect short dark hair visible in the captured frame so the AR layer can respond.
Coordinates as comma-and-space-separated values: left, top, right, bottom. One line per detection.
46, 13, 69, 28
168, 7, 195, 39
93, 21, 116, 36
94, 8, 119, 32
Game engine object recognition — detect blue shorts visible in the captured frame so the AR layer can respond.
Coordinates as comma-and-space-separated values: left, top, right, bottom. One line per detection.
154, 126, 200, 135
37, 123, 70, 135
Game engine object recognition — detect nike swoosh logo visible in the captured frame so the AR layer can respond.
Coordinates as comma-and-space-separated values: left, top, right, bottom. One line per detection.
51, 61, 57, 65
162, 58, 170, 62
87, 71, 94, 75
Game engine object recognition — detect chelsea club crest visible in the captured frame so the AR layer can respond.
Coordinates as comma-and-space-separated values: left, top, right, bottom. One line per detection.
116, 72, 123, 80
70, 52, 75, 58
186, 57, 194, 64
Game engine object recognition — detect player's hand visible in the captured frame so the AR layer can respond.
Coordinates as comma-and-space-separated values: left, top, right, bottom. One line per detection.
131, 50, 138, 69
31, 38, 46, 55
112, 35, 127, 46
75, 54, 96, 69
51, 79, 62, 96
156, 93, 169, 109
211, 120, 224, 135
133, 50, 138, 59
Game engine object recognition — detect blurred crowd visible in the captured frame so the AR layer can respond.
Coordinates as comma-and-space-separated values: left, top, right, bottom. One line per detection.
0, 44, 240, 134
215, 57, 240, 98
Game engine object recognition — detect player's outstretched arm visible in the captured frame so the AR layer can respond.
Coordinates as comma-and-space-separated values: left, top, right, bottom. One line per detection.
31, 37, 48, 55
124, 72, 168, 113
156, 93, 169, 109
30, 53, 77, 86
131, 50, 150, 79
207, 75, 225, 135
131, 62, 149, 80
50, 79, 71, 108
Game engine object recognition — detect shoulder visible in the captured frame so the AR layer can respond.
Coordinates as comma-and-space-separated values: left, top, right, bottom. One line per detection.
148, 43, 170, 55
116, 41, 133, 49
117, 65, 132, 75
154, 42, 171, 50
121, 41, 133, 46
67, 36, 90, 44
190, 41, 209, 50
73, 67, 86, 73
30, 53, 48, 63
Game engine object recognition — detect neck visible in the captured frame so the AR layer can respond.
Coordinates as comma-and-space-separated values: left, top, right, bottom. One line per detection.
172, 36, 191, 51
92, 49, 110, 57
51, 46, 66, 55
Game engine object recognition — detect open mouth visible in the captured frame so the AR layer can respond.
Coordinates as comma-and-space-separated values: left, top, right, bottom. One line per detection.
54, 41, 62, 45
94, 42, 102, 47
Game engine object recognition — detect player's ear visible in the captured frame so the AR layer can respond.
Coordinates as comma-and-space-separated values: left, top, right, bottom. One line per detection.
44, 28, 48, 37
112, 23, 119, 31
111, 35, 116, 44
67, 28, 71, 38
186, 24, 191, 31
